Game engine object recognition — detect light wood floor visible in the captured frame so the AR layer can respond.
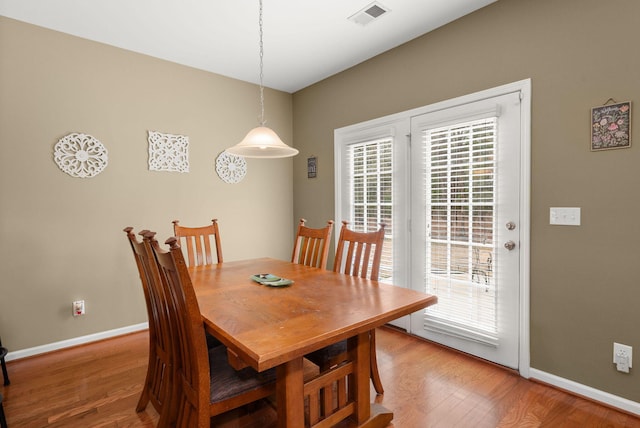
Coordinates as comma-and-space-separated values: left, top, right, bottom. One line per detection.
2, 327, 639, 427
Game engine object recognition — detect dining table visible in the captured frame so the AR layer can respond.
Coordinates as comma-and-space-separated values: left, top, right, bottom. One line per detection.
189, 257, 437, 428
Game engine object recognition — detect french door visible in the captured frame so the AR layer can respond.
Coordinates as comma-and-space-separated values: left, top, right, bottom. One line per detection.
335, 80, 530, 370
409, 89, 524, 369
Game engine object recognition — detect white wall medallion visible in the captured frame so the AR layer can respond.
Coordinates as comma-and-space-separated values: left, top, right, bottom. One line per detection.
148, 130, 189, 172
53, 133, 109, 178
216, 152, 247, 184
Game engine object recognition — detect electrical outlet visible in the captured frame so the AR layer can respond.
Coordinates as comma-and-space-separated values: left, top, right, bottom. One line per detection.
613, 342, 632, 373
72, 300, 85, 317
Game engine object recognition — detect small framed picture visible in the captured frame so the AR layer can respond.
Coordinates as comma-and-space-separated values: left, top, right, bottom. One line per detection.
307, 156, 317, 178
591, 101, 631, 151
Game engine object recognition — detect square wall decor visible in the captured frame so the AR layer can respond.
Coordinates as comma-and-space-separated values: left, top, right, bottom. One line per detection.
148, 130, 190, 172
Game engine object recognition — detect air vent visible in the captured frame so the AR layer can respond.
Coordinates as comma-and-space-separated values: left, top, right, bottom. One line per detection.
349, 2, 390, 26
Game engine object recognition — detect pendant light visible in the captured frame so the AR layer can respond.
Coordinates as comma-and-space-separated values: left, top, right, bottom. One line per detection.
226, 0, 298, 158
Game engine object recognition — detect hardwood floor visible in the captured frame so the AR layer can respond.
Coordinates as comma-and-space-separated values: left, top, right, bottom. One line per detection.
1, 327, 639, 427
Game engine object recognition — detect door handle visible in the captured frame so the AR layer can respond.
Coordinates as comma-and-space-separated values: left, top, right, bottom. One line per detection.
504, 240, 516, 251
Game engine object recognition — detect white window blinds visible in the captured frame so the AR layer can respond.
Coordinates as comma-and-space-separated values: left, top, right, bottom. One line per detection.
347, 138, 393, 281
423, 117, 498, 340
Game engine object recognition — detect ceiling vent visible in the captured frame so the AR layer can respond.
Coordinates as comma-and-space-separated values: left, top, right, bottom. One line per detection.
349, 2, 390, 26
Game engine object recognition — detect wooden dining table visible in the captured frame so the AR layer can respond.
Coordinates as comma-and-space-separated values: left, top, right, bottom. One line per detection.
189, 257, 437, 428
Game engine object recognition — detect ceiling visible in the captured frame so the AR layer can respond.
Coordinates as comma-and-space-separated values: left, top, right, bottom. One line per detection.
0, 0, 496, 93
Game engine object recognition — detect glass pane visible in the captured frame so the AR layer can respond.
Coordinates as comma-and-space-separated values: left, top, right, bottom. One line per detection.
450, 244, 470, 278
430, 206, 448, 240
380, 173, 392, 203
348, 138, 394, 281
366, 175, 378, 204
472, 206, 493, 245
428, 242, 448, 275
450, 206, 469, 242
353, 176, 364, 203
424, 118, 497, 335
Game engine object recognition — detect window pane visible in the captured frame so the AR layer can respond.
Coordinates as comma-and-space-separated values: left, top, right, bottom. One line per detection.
348, 138, 393, 282
424, 118, 497, 335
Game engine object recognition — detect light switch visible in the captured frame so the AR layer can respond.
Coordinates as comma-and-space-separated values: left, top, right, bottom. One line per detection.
550, 207, 581, 226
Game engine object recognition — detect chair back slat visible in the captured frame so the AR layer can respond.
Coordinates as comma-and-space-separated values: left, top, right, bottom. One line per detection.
333, 221, 386, 280
173, 219, 223, 267
299, 237, 320, 267
302, 236, 323, 267
291, 218, 334, 269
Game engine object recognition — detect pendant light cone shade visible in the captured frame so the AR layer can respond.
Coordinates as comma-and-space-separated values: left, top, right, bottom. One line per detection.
227, 126, 299, 158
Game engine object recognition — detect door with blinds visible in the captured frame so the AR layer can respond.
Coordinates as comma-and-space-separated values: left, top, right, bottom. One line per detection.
409, 91, 522, 368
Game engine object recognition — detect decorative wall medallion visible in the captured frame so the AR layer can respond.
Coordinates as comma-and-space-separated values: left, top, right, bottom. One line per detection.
53, 133, 109, 178
148, 130, 190, 172
216, 152, 247, 184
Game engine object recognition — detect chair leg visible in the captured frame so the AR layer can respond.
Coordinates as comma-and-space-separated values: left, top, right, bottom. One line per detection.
0, 394, 7, 428
136, 339, 154, 412
0, 358, 9, 386
369, 330, 384, 395
135, 386, 150, 412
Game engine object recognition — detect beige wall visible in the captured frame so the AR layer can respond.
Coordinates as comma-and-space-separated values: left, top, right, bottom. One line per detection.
0, 17, 294, 350
293, 0, 640, 403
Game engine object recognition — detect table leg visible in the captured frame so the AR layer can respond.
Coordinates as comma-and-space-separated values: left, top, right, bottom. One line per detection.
353, 332, 371, 424
276, 357, 305, 428
349, 331, 393, 428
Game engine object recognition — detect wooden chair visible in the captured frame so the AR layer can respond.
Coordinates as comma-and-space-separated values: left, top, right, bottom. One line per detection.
291, 218, 334, 269
0, 337, 9, 386
306, 220, 387, 394
151, 236, 276, 427
172, 219, 223, 267
173, 220, 224, 349
0, 393, 6, 428
123, 228, 174, 417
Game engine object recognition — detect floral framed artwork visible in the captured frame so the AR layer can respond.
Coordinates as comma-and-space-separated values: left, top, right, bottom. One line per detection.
591, 101, 631, 151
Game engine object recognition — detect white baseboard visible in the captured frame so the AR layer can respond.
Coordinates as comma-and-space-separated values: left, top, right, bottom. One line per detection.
5, 322, 149, 362
529, 368, 640, 416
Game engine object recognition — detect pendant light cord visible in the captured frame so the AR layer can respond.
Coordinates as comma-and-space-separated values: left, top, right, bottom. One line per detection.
258, 0, 265, 126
